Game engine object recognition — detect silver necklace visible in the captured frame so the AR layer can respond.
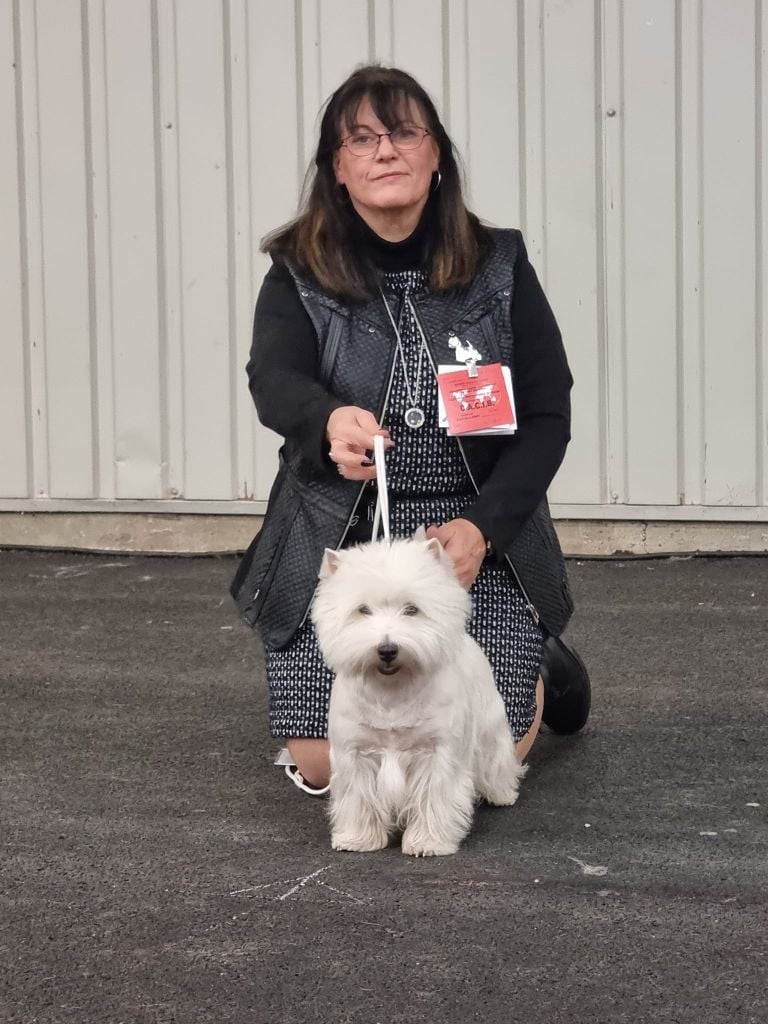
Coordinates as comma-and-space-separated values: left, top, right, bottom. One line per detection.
380, 290, 426, 429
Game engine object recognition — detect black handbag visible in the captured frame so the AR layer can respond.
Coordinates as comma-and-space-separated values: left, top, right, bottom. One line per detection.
539, 634, 591, 734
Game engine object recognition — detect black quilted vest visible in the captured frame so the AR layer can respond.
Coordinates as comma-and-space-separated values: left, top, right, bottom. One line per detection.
231, 228, 573, 648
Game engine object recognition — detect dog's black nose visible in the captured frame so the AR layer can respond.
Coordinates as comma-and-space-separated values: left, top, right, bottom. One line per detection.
377, 641, 399, 664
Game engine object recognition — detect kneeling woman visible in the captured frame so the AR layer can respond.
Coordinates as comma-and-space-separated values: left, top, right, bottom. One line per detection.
232, 64, 589, 794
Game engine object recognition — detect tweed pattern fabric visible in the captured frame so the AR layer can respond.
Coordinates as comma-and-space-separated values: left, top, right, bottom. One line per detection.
266, 270, 543, 741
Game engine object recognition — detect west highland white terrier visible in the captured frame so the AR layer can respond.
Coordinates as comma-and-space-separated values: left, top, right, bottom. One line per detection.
311, 534, 526, 857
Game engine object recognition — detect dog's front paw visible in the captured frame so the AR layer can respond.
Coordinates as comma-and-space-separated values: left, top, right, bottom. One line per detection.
331, 829, 389, 853
482, 783, 520, 807
401, 832, 460, 857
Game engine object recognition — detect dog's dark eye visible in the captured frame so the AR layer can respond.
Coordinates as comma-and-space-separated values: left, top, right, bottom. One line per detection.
357, 604, 372, 616
402, 604, 419, 616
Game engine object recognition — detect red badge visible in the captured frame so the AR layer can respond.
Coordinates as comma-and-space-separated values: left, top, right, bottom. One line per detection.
437, 363, 517, 435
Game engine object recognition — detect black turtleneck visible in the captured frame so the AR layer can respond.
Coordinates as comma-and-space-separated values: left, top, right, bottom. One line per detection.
247, 213, 572, 550
346, 200, 435, 274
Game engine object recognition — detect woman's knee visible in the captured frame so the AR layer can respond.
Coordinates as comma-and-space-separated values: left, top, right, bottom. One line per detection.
286, 737, 331, 788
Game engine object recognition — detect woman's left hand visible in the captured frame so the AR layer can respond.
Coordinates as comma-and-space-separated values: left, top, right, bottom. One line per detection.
425, 518, 487, 590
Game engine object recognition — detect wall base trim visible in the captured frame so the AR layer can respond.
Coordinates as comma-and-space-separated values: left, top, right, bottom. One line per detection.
1, 512, 767, 557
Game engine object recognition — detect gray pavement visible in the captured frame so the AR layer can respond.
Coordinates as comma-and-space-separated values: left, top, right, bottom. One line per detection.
1, 549, 766, 1024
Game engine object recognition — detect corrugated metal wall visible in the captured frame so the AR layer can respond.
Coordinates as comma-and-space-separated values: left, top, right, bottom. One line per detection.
1, 0, 766, 521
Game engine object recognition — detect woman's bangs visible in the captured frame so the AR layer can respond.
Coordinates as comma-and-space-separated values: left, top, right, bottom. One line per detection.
369, 85, 424, 128
339, 85, 424, 133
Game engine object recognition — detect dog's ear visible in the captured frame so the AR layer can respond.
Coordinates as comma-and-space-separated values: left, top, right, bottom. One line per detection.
412, 525, 428, 542
424, 537, 446, 561
319, 548, 342, 578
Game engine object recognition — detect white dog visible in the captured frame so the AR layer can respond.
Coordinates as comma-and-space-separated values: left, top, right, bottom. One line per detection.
311, 534, 525, 857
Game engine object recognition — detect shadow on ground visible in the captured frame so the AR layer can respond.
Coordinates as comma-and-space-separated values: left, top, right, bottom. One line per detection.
1, 550, 766, 1023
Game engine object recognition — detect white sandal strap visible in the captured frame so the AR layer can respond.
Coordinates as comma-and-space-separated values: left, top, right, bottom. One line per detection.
284, 764, 330, 797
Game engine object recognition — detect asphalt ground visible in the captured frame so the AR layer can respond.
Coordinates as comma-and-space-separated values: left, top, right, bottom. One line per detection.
1, 549, 766, 1024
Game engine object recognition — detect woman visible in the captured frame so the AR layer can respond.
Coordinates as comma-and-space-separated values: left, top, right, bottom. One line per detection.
232, 65, 589, 795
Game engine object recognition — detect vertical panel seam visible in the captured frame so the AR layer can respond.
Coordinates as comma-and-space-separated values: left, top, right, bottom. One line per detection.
241, 0, 255, 498
674, 0, 684, 504
295, 0, 304, 185
81, 0, 100, 497
314, 0, 322, 115
13, 0, 32, 497
223, 0, 238, 497
618, 0, 628, 502
99, 0, 119, 500
442, 0, 450, 126
697, 0, 705, 501
594, 0, 608, 503
538, 0, 546, 264
755, 0, 764, 505
462, 0, 469, 161
26, 0, 50, 498
517, 0, 526, 235
151, 0, 170, 498
599, 0, 628, 504
679, 0, 705, 507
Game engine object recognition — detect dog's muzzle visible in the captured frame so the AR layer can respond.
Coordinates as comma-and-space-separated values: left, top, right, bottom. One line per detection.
376, 640, 400, 675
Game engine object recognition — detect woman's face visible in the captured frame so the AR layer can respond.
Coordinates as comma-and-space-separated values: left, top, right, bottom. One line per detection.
333, 96, 440, 234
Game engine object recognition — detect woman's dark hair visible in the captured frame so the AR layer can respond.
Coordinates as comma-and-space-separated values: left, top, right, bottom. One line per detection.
262, 64, 493, 300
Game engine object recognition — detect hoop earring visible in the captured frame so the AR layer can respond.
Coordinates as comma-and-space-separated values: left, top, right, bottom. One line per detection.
431, 171, 442, 193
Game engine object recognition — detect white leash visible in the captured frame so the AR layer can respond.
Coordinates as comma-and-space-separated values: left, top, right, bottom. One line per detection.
371, 433, 391, 542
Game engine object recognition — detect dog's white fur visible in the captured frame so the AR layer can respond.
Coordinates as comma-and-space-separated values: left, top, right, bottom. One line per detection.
311, 534, 525, 857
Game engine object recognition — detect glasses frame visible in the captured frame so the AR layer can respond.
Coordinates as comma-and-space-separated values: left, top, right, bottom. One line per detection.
339, 125, 431, 157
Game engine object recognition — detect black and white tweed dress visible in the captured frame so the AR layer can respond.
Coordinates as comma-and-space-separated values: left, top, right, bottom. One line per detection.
266, 270, 544, 741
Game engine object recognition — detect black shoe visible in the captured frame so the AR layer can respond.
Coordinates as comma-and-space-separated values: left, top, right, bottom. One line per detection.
540, 635, 591, 735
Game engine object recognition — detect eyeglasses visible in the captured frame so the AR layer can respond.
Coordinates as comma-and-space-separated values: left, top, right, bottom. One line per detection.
339, 124, 431, 157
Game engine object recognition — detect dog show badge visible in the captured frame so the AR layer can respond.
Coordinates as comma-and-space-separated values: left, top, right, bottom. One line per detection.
436, 362, 517, 436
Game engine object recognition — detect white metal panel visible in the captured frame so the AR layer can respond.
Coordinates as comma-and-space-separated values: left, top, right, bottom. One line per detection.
678, 0, 705, 509
390, 0, 444, 109
174, 1, 233, 499
156, 0, 185, 501
462, 0, 522, 226
760, 1, 767, 507
535, 0, 603, 506
102, 0, 163, 499
700, 0, 758, 506
520, 0, 545, 254
318, 0, 371, 101
299, 0, 323, 171
600, 0, 627, 506
444, 0, 468, 179
247, 0, 302, 502
227, 0, 256, 502
372, 0, 394, 63
16, 0, 48, 501
32, 0, 94, 498
84, 0, 115, 501
0, 0, 28, 498
618, 0, 679, 505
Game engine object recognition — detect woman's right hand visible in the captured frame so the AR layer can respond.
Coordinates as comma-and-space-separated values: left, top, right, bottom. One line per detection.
326, 406, 393, 481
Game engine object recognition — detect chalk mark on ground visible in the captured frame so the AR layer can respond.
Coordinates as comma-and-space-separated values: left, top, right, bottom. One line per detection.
227, 865, 369, 904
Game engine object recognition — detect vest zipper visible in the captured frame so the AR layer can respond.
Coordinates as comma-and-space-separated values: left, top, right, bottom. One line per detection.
407, 296, 541, 628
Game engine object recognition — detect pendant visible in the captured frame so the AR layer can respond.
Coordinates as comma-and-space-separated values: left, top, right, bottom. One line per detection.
404, 407, 425, 429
